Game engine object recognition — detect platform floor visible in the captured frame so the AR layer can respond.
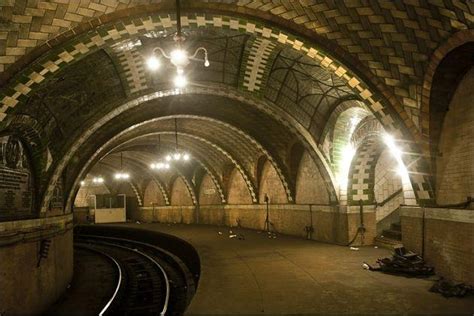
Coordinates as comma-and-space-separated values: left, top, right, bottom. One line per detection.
117, 223, 473, 315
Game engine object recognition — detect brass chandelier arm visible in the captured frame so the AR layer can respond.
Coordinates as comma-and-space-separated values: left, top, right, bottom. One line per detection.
152, 46, 171, 59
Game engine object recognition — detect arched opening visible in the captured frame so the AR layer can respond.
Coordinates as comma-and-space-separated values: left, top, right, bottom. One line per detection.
435, 67, 474, 205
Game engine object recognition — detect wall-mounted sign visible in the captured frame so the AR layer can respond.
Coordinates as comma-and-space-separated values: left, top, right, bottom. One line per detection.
0, 136, 34, 221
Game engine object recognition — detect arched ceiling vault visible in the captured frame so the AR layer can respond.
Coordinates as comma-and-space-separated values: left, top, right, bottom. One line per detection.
65, 111, 299, 209
112, 137, 228, 204
0, 1, 470, 123
107, 116, 294, 198
56, 92, 328, 212
0, 3, 456, 210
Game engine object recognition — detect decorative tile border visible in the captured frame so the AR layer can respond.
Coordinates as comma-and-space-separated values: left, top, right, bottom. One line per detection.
348, 137, 384, 204
128, 181, 143, 206
242, 37, 276, 92
114, 47, 149, 95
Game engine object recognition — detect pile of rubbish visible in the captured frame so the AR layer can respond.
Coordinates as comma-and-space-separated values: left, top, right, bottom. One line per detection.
218, 229, 245, 240
429, 278, 474, 298
363, 245, 434, 277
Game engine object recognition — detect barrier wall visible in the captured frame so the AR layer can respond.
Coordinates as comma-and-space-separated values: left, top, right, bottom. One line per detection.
130, 204, 376, 246
0, 214, 74, 315
401, 206, 474, 284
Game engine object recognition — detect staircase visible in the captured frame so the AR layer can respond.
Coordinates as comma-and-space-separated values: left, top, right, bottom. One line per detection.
375, 222, 402, 249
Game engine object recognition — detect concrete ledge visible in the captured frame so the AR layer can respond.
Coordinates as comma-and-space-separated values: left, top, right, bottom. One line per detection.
400, 206, 474, 223
144, 204, 337, 212
0, 213, 73, 232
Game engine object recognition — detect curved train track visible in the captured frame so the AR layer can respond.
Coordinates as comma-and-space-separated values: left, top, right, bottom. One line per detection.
75, 234, 193, 316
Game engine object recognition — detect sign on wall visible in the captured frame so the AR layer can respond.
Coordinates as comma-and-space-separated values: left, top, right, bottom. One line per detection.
0, 136, 34, 221
49, 177, 64, 214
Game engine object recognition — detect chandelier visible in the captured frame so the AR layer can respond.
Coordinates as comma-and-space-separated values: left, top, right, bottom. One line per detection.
165, 118, 190, 162
114, 152, 130, 180
150, 135, 171, 171
145, 0, 210, 88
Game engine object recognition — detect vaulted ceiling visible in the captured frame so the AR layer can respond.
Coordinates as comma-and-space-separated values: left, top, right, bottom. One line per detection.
0, 0, 472, 212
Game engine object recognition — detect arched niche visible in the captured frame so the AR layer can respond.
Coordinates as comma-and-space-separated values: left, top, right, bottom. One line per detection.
227, 168, 253, 205
143, 180, 166, 207
295, 151, 330, 205
436, 67, 474, 205
199, 173, 222, 205
170, 177, 193, 206
258, 160, 288, 204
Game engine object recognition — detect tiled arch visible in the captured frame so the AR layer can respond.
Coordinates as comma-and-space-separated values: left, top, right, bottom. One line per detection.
419, 30, 474, 157
64, 121, 259, 211
347, 136, 385, 205
4, 14, 435, 209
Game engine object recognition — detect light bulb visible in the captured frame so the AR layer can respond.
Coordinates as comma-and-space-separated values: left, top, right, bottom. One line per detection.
174, 74, 187, 88
204, 59, 210, 67
170, 49, 188, 67
150, 163, 156, 169
80, 180, 85, 186
183, 153, 190, 161
166, 155, 172, 161
146, 56, 160, 71
173, 153, 181, 160
165, 163, 170, 169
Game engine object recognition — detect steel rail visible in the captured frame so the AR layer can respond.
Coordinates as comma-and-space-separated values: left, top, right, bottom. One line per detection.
74, 244, 123, 316
77, 237, 171, 316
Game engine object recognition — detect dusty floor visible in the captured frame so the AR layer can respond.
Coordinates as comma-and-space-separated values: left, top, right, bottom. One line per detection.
115, 223, 473, 315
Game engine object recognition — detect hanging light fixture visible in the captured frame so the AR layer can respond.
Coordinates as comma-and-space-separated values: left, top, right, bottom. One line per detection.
145, 0, 210, 88
165, 118, 190, 162
114, 152, 130, 180
92, 177, 105, 184
150, 135, 171, 170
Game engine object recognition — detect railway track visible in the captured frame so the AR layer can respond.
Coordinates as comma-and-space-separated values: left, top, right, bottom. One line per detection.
75, 234, 193, 315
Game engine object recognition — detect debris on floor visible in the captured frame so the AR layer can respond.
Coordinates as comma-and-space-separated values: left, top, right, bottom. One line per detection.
267, 231, 277, 239
363, 245, 434, 277
218, 231, 223, 235
229, 234, 237, 238
350, 247, 359, 251
429, 278, 474, 298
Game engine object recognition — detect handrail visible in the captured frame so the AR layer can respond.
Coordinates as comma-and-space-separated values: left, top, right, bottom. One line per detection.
376, 188, 403, 207
434, 196, 472, 209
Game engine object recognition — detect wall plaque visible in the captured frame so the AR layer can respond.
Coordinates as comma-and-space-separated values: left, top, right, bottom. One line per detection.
0, 136, 34, 220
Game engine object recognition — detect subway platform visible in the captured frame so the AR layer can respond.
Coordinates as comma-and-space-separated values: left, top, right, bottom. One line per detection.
112, 223, 473, 315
